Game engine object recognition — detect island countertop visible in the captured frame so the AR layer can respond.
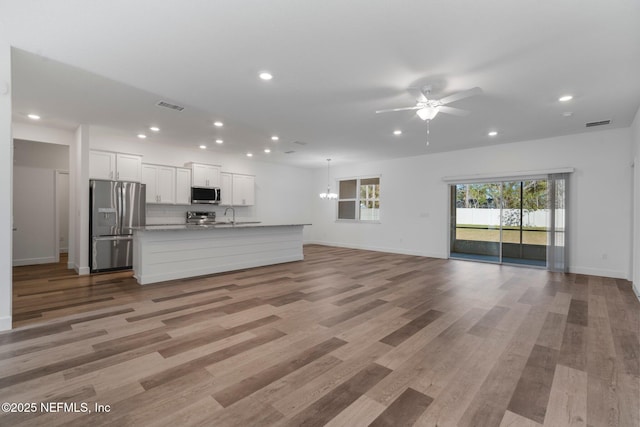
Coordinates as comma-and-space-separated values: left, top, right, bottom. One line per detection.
134, 222, 311, 231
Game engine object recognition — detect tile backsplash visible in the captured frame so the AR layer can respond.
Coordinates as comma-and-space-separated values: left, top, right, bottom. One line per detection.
146, 204, 253, 224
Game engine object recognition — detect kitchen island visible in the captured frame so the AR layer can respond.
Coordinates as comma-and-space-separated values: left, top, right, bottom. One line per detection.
132, 223, 309, 285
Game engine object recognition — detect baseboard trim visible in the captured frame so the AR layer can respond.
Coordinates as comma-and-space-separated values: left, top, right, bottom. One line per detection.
633, 281, 640, 302
569, 266, 628, 280
0, 315, 12, 331
304, 240, 446, 260
74, 264, 90, 275
12, 256, 56, 267
306, 242, 631, 281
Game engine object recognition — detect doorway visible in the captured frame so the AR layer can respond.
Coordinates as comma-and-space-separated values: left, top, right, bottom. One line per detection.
12, 139, 69, 266
449, 174, 568, 271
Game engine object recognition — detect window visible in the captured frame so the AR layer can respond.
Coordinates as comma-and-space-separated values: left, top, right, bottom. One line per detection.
337, 177, 380, 221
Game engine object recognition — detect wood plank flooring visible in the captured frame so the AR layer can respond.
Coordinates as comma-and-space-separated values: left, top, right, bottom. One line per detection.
2, 245, 639, 426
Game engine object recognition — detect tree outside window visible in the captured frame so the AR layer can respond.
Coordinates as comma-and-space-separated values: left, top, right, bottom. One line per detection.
338, 177, 380, 221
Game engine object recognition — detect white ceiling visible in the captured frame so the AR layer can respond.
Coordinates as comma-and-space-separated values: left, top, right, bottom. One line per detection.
2, 0, 640, 167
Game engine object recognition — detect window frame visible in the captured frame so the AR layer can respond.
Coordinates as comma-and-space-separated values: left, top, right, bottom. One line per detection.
335, 175, 381, 223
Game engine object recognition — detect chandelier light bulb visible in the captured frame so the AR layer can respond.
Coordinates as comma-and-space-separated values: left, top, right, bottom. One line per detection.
319, 159, 338, 200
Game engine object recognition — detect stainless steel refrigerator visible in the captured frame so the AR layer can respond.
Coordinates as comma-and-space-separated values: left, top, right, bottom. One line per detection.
90, 179, 146, 272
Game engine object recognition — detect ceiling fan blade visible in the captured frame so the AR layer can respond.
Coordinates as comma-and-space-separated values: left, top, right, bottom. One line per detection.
407, 86, 428, 102
438, 87, 482, 105
438, 106, 470, 117
375, 106, 421, 113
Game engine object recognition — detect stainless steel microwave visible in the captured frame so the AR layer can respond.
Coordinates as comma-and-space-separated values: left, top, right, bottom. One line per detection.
191, 187, 221, 204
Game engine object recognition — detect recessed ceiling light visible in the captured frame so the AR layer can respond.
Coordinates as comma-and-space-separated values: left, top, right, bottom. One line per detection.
149, 126, 160, 132
562, 112, 574, 117
393, 130, 402, 135
488, 131, 498, 137
259, 72, 273, 80
558, 95, 573, 102
264, 148, 271, 153
215, 139, 223, 144
27, 114, 40, 120
246, 153, 253, 157
137, 134, 147, 139
271, 136, 279, 141
199, 145, 207, 149
213, 121, 224, 127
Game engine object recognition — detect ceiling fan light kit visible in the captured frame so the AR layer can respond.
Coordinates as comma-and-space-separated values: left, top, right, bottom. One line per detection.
416, 106, 440, 121
376, 85, 482, 146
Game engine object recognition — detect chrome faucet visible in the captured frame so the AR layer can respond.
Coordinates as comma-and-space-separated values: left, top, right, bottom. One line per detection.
224, 207, 236, 224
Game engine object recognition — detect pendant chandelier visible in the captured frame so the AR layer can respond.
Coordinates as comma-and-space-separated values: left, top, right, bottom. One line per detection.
319, 158, 338, 199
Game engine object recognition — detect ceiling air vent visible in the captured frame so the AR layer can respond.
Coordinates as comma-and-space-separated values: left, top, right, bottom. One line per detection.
585, 120, 611, 128
156, 100, 185, 112
284, 150, 296, 154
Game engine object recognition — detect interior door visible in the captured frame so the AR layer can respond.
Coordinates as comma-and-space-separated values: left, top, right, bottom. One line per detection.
13, 166, 57, 265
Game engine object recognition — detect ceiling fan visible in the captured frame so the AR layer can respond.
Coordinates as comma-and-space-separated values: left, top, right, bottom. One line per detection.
375, 85, 482, 121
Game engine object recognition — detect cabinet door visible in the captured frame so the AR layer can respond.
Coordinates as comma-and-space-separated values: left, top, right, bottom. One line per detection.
192, 163, 209, 187
90, 151, 116, 180
207, 165, 221, 187
232, 174, 255, 206
220, 172, 232, 206
243, 175, 255, 205
141, 165, 158, 204
156, 166, 176, 204
175, 168, 191, 205
192, 163, 221, 188
116, 153, 142, 182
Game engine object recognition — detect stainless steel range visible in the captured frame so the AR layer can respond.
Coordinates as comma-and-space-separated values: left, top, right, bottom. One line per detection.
186, 211, 217, 225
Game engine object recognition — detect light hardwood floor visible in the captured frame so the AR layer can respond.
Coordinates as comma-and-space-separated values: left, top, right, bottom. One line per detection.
2, 245, 639, 426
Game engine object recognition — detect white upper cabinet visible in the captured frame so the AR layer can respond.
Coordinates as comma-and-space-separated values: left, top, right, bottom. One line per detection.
142, 164, 176, 204
220, 172, 232, 206
190, 163, 221, 188
89, 150, 116, 180
231, 174, 255, 206
175, 168, 192, 205
116, 153, 143, 182
90, 150, 142, 182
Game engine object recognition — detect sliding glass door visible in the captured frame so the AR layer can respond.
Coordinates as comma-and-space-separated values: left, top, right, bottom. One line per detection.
450, 174, 568, 271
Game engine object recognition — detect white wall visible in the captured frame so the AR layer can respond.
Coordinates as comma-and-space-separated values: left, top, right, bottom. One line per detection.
12, 166, 56, 265
631, 106, 640, 295
310, 128, 633, 280
12, 122, 74, 146
0, 40, 12, 331
89, 126, 314, 236
13, 139, 69, 169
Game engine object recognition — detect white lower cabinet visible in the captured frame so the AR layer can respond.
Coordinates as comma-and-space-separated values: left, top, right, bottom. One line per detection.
142, 164, 176, 204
